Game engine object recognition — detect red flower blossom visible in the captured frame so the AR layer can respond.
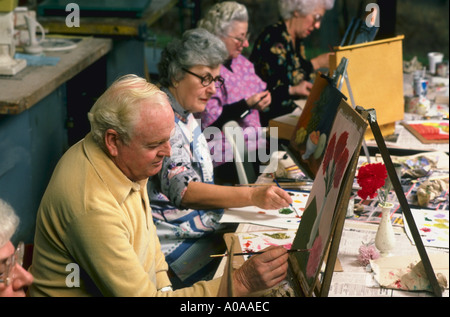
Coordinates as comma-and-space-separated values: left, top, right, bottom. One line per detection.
322, 133, 336, 175
356, 163, 388, 200
333, 148, 349, 188
306, 235, 323, 278
333, 131, 349, 162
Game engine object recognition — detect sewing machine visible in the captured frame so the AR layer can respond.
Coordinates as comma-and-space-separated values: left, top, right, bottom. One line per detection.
0, 0, 26, 75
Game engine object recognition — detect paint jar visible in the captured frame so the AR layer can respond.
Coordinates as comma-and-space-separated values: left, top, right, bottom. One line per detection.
436, 60, 448, 78
413, 75, 427, 97
413, 73, 421, 97
420, 79, 428, 96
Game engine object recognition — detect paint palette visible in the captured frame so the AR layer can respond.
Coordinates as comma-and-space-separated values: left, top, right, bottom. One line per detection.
404, 209, 449, 249
236, 230, 296, 260
220, 191, 309, 229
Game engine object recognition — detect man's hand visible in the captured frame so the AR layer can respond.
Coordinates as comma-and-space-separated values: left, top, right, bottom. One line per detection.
232, 246, 289, 296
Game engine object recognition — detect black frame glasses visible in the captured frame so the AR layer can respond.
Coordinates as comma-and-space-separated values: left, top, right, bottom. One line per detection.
181, 68, 225, 88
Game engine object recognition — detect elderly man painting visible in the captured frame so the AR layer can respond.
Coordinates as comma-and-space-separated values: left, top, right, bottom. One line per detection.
28, 74, 289, 297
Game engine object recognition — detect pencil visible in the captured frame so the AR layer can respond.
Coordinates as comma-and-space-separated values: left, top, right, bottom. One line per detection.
210, 248, 310, 258
274, 179, 301, 217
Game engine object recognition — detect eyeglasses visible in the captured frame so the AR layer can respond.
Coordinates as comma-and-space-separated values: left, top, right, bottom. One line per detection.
313, 13, 323, 24
0, 241, 24, 286
228, 33, 250, 46
182, 68, 225, 88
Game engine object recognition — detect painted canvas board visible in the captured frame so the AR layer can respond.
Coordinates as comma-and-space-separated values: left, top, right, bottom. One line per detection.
289, 74, 346, 179
401, 121, 449, 144
290, 100, 367, 296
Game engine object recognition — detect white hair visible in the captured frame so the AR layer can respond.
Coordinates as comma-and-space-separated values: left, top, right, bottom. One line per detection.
278, 0, 335, 20
197, 1, 248, 38
0, 199, 19, 248
88, 74, 169, 152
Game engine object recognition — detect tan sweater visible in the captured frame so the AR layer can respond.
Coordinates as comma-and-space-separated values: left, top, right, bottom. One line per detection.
29, 133, 221, 297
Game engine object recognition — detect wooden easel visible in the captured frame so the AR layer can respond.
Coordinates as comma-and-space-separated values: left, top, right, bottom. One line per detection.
331, 57, 371, 162
312, 107, 442, 297
356, 106, 442, 297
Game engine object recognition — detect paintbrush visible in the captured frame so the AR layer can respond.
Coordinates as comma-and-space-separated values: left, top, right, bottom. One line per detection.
210, 248, 310, 258
240, 92, 270, 118
235, 181, 310, 187
274, 179, 301, 218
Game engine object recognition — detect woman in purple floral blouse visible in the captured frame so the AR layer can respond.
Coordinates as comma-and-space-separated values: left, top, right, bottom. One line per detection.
250, 0, 335, 126
196, 1, 271, 182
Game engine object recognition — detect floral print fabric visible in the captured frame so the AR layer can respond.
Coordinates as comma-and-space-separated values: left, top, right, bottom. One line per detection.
197, 54, 267, 166
148, 88, 225, 285
250, 19, 314, 125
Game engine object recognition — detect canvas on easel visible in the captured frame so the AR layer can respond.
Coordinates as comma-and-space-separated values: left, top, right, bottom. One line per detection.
288, 73, 346, 179
329, 35, 404, 139
289, 99, 368, 297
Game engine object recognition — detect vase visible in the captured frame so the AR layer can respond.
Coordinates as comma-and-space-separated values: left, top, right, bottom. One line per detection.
375, 202, 396, 256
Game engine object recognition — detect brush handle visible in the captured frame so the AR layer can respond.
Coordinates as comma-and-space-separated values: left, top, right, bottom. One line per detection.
210, 248, 310, 258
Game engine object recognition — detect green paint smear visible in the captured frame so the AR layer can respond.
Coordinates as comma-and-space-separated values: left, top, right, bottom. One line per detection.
263, 233, 291, 239
279, 208, 294, 215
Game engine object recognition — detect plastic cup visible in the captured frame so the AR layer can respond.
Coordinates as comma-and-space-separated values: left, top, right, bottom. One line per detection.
428, 52, 444, 75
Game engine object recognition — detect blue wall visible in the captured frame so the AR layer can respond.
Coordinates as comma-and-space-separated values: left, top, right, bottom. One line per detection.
0, 85, 68, 245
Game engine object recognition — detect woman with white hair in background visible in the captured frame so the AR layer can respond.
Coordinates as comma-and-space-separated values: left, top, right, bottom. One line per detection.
0, 199, 33, 297
250, 0, 335, 126
196, 1, 270, 183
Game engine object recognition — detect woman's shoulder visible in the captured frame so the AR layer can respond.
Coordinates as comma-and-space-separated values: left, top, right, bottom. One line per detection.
257, 20, 285, 40
234, 54, 253, 67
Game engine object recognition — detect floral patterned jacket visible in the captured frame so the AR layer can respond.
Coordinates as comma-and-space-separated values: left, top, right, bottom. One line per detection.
147, 87, 225, 285
250, 19, 314, 125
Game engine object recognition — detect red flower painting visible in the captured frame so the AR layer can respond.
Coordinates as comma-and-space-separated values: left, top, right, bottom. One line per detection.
322, 131, 350, 195
306, 131, 350, 278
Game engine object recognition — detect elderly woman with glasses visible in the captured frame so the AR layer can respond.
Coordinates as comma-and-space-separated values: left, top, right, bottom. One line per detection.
0, 199, 33, 297
196, 1, 270, 183
250, 0, 335, 126
149, 28, 292, 288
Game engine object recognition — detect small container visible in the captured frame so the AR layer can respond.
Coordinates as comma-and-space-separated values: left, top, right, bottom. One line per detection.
413, 75, 427, 97
436, 60, 448, 77
420, 79, 428, 96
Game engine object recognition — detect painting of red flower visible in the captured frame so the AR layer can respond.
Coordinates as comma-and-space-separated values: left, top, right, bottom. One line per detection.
290, 101, 368, 296
306, 131, 350, 249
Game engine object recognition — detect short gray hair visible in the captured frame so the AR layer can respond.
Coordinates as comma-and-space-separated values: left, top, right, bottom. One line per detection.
158, 28, 228, 88
197, 1, 248, 37
278, 0, 335, 20
0, 199, 19, 248
88, 74, 169, 151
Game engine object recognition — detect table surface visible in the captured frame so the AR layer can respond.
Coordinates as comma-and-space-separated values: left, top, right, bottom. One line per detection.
0, 37, 112, 115
37, 0, 178, 37
214, 159, 449, 297
216, 220, 448, 297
